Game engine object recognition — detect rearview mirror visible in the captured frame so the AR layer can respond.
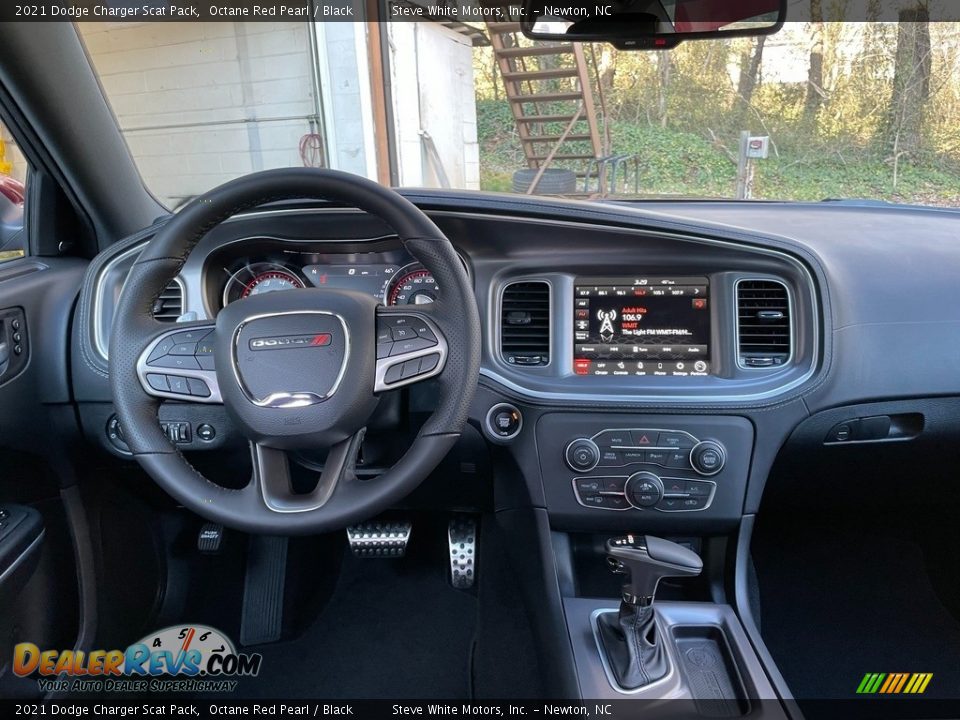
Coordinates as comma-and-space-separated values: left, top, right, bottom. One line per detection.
521, 0, 786, 50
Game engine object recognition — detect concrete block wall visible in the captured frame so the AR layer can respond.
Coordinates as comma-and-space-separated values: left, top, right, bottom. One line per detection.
77, 21, 318, 206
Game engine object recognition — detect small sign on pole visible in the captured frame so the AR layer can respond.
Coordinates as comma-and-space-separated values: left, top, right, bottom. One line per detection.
746, 136, 770, 159
736, 131, 770, 199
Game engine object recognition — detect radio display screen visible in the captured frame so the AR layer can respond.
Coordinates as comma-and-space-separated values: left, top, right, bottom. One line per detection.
574, 276, 710, 377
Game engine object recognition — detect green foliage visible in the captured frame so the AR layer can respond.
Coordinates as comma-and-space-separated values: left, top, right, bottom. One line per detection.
474, 26, 960, 206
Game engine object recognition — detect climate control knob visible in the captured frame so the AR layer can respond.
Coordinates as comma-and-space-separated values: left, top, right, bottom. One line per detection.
565, 438, 600, 472
625, 471, 664, 508
690, 440, 726, 476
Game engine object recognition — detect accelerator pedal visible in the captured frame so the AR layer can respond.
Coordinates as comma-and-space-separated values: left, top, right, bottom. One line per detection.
239, 535, 288, 646
448, 515, 478, 589
346, 520, 412, 558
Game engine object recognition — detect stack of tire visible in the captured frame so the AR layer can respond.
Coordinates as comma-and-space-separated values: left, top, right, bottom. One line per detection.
511, 168, 577, 195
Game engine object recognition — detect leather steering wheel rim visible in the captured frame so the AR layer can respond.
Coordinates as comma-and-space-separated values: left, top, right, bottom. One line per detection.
109, 168, 481, 535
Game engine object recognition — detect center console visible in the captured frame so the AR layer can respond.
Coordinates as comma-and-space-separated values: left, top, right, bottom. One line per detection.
537, 413, 753, 532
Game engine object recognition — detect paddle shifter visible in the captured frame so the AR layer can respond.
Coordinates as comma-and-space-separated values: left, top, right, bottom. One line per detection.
597, 535, 703, 690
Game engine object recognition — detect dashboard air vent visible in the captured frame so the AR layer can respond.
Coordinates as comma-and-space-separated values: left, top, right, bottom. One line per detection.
737, 279, 791, 367
152, 281, 183, 322
501, 281, 550, 366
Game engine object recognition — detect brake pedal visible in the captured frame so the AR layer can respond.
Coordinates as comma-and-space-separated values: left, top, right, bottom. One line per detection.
448, 516, 477, 589
346, 520, 412, 557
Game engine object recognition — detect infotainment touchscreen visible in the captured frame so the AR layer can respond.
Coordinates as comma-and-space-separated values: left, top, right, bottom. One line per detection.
574, 277, 710, 377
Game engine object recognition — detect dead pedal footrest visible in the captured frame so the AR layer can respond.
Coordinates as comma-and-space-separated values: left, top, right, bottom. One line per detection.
448, 515, 478, 589
346, 520, 412, 557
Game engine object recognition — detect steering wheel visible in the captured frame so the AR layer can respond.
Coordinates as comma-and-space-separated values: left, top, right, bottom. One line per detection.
109, 168, 481, 535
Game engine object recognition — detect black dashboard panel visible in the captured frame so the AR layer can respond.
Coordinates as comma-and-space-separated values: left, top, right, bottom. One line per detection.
67, 189, 960, 530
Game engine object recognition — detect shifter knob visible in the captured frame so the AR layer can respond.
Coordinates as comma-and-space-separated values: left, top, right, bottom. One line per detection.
606, 535, 703, 606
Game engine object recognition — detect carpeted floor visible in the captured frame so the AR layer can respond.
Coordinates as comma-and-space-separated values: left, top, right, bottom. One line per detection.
239, 551, 478, 699
753, 525, 960, 701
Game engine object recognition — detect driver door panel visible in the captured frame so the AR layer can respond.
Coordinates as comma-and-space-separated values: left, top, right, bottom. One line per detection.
0, 255, 86, 697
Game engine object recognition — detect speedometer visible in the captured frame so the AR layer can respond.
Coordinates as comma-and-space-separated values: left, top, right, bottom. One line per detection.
241, 269, 305, 298
385, 263, 438, 305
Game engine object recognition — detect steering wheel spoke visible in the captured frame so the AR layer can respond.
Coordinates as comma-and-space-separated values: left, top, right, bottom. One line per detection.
251, 430, 363, 513
374, 306, 448, 392
136, 323, 221, 403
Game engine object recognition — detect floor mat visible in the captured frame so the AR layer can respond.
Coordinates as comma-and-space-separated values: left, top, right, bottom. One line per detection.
753, 526, 960, 700
238, 550, 477, 699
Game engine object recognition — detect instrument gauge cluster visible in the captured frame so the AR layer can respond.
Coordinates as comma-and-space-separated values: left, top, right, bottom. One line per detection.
211, 243, 466, 313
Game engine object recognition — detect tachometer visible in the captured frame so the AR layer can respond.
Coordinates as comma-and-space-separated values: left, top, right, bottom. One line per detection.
241, 269, 305, 298
386, 263, 438, 305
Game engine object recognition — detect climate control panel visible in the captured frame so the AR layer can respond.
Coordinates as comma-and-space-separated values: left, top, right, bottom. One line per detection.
565, 429, 726, 477
536, 414, 753, 531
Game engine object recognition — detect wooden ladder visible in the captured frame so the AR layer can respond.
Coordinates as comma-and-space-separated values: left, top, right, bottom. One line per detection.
484, 19, 605, 192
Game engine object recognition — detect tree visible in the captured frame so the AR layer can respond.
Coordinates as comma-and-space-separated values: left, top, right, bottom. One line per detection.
657, 52, 671, 127
803, 0, 825, 121
737, 36, 766, 111
886, 4, 932, 155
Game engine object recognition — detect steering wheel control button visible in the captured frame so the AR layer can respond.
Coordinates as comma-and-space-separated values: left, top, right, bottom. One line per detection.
412, 321, 438, 343
565, 438, 601, 472
419, 353, 441, 373
147, 337, 176, 363
195, 338, 215, 355
167, 376, 191, 395
170, 342, 197, 356
146, 374, 170, 392
390, 337, 433, 356
690, 440, 726, 476
625, 471, 664, 508
150, 355, 201, 371
187, 378, 211, 397
485, 403, 523, 441
171, 328, 210, 343
384, 363, 404, 385
400, 360, 421, 380
374, 313, 448, 392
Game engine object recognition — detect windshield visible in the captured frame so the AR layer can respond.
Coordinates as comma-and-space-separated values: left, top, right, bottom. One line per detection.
79, 20, 960, 207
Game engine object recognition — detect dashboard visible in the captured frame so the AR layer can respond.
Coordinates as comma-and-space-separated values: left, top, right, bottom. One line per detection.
66, 189, 960, 534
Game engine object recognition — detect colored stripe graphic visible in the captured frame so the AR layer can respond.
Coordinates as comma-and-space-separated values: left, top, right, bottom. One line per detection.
857, 672, 932, 694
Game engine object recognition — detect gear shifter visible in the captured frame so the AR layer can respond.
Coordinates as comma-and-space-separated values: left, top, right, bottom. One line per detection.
597, 535, 702, 690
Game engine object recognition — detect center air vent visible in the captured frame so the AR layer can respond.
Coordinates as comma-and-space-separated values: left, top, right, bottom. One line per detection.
152, 280, 183, 322
737, 279, 791, 367
500, 281, 550, 367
